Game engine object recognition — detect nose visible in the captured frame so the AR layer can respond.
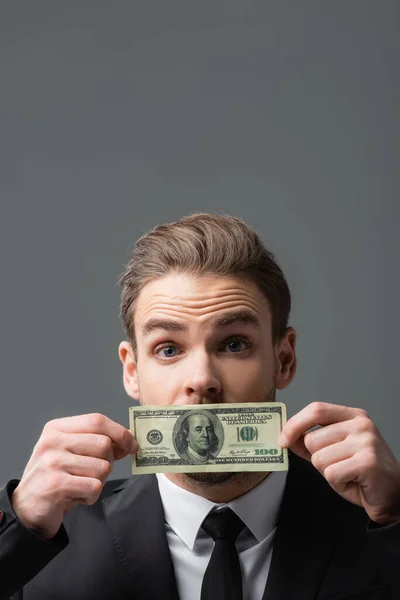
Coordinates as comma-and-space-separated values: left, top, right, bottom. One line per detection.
182, 353, 222, 403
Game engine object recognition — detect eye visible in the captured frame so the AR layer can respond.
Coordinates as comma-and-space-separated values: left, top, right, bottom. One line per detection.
155, 345, 179, 359
223, 337, 251, 354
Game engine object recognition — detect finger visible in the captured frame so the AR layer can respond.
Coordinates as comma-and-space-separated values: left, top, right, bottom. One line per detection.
311, 440, 355, 475
323, 453, 372, 490
286, 434, 312, 462
64, 434, 115, 461
280, 402, 365, 448
49, 414, 137, 455
63, 454, 113, 482
304, 422, 350, 455
63, 433, 136, 461
112, 440, 140, 460
39, 431, 135, 463
49, 474, 103, 505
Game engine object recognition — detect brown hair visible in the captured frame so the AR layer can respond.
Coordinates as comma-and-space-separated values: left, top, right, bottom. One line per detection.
118, 213, 291, 352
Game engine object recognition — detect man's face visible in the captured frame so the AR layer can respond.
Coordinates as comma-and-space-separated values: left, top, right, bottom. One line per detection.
186, 414, 213, 456
119, 272, 296, 408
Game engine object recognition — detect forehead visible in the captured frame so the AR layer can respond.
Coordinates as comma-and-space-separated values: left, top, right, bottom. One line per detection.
134, 272, 271, 330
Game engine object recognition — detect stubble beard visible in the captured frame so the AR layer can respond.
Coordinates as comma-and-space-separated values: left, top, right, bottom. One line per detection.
183, 384, 277, 487
136, 372, 277, 489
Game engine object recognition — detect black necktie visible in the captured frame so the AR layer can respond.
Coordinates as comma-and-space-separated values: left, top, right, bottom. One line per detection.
201, 507, 245, 600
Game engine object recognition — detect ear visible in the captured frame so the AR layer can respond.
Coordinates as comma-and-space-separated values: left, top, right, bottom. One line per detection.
275, 327, 297, 391
118, 341, 140, 400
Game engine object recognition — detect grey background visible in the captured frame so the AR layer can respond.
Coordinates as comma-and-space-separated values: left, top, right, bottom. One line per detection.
0, 1, 399, 482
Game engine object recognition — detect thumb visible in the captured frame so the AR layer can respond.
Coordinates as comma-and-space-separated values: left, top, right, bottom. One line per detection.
281, 432, 311, 462
113, 439, 139, 460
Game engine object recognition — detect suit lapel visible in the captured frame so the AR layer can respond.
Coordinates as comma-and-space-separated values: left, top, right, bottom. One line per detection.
102, 474, 180, 600
263, 453, 346, 600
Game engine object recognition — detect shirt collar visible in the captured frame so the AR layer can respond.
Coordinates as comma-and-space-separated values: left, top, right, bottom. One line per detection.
156, 471, 287, 551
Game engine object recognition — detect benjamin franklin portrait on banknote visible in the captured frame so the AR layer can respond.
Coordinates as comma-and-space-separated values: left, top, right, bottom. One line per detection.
174, 410, 222, 465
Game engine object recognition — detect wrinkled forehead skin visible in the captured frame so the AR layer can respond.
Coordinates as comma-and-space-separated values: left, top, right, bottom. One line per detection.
134, 272, 273, 340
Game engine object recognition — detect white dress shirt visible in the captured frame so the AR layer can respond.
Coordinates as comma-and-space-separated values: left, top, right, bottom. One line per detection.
156, 472, 287, 600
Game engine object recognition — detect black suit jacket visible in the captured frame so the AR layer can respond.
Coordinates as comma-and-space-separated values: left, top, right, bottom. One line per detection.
0, 453, 399, 600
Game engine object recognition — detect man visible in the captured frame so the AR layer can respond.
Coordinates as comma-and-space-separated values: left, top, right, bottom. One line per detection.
175, 411, 220, 464
0, 213, 400, 600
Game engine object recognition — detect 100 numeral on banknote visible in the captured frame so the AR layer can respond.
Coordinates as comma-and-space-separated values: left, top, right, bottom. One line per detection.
129, 403, 288, 474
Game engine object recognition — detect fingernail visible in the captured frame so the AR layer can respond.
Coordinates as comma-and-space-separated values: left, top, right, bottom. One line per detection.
131, 439, 139, 453
279, 434, 288, 447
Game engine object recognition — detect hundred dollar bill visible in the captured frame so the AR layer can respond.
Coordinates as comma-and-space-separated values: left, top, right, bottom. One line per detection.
129, 402, 288, 474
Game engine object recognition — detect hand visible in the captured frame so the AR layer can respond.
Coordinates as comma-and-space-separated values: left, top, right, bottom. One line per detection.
11, 414, 138, 539
279, 402, 400, 525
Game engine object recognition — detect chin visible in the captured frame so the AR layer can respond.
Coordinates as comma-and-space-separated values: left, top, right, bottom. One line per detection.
184, 472, 241, 486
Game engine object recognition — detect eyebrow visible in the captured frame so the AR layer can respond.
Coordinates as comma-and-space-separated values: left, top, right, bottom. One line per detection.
142, 319, 187, 335
213, 310, 260, 328
141, 310, 259, 336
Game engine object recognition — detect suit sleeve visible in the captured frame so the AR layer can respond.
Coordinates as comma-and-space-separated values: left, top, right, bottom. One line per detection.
367, 518, 400, 596
367, 518, 400, 549
0, 480, 69, 600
